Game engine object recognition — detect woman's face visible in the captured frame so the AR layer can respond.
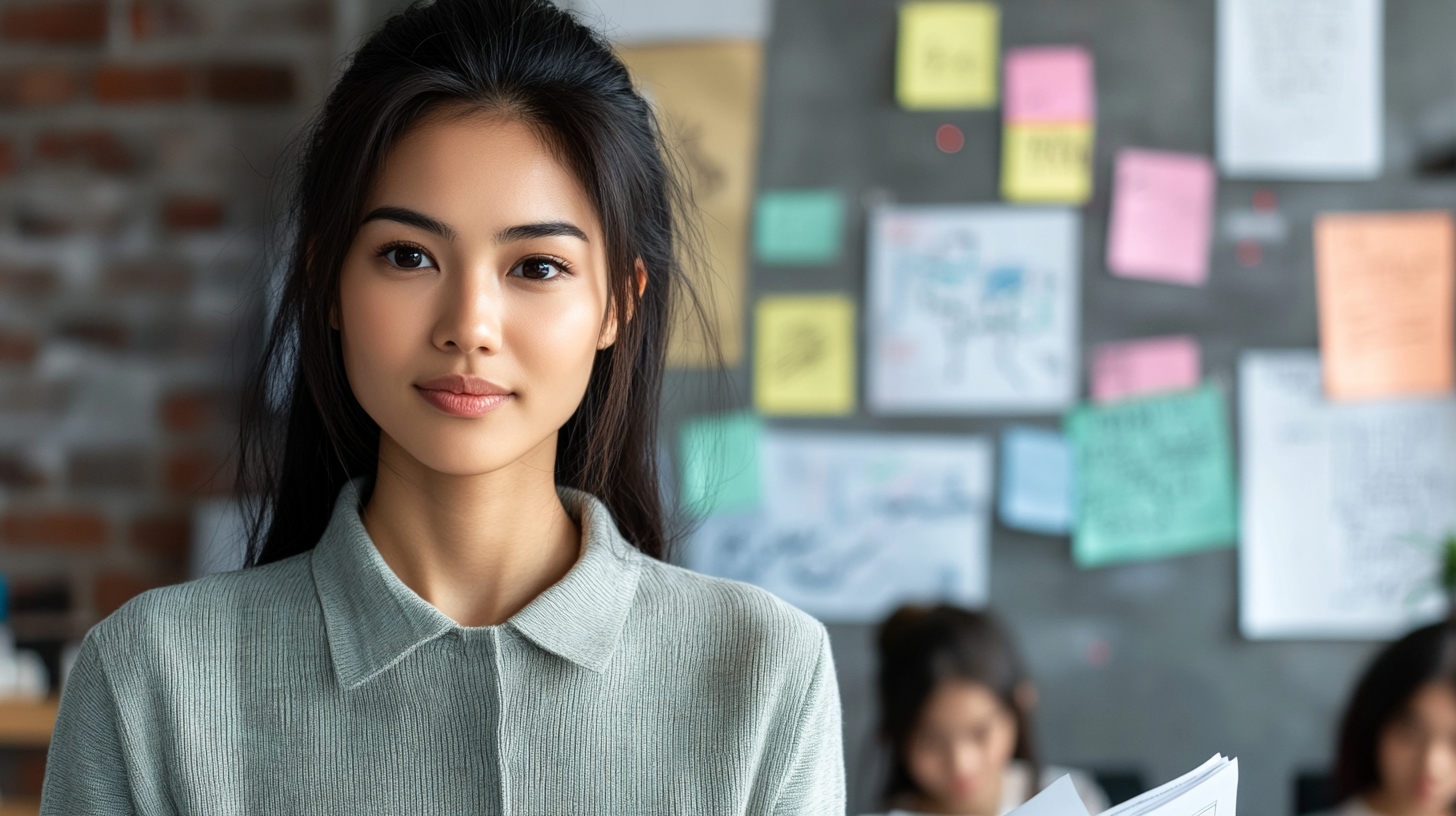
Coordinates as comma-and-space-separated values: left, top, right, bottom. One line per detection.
1377, 682, 1456, 815
905, 679, 1019, 815
337, 111, 615, 477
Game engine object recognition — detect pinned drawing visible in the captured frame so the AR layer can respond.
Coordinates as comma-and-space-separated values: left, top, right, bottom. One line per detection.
867, 205, 1079, 414
684, 432, 992, 622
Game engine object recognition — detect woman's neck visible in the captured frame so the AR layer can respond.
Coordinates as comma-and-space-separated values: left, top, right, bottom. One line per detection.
361, 431, 581, 627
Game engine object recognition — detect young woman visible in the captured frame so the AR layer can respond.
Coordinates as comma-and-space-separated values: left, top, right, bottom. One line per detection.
866, 605, 1106, 816
1325, 621, 1456, 816
39, 1, 843, 813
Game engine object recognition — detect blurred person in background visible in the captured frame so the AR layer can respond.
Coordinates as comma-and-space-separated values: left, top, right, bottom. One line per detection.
866, 604, 1108, 816
1323, 621, 1456, 816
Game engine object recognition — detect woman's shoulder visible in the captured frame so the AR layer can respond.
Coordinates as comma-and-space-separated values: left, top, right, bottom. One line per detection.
88, 552, 319, 651
632, 556, 828, 653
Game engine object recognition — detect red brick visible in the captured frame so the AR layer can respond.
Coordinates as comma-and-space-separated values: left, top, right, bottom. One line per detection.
3, 66, 82, 105
161, 196, 223, 231
2, 1, 107, 45
0, 329, 39, 363
103, 259, 189, 293
3, 509, 108, 548
129, 512, 190, 558
0, 267, 58, 296
205, 63, 295, 105
161, 390, 220, 432
93, 571, 160, 617
0, 139, 14, 176
36, 130, 135, 173
57, 317, 127, 350
0, 454, 46, 489
128, 0, 202, 39
95, 64, 191, 104
164, 449, 231, 496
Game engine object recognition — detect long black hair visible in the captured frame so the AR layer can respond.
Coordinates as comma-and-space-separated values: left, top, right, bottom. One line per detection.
237, 0, 703, 565
877, 604, 1040, 806
1334, 621, 1456, 802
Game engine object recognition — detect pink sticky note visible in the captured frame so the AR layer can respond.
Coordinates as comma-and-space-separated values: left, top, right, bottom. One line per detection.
1106, 148, 1216, 286
1004, 46, 1095, 123
1091, 335, 1201, 403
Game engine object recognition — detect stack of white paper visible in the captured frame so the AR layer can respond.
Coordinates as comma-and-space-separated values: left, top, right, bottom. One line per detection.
1011, 755, 1238, 816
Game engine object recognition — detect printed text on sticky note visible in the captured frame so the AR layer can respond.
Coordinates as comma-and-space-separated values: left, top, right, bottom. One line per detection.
1067, 385, 1237, 568
1106, 149, 1216, 286
754, 294, 856, 416
754, 190, 844, 265
1315, 210, 1456, 401
896, 1, 1000, 110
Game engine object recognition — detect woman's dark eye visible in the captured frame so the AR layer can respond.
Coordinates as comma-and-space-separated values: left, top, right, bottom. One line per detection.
384, 246, 433, 269
511, 258, 564, 280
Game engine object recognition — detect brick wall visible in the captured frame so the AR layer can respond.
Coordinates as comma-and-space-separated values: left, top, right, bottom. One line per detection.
0, 0, 349, 657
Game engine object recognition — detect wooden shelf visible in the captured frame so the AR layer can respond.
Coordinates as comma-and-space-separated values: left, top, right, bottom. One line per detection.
0, 796, 41, 816
0, 697, 58, 747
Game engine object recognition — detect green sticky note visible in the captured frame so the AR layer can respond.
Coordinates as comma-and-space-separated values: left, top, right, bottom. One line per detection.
1067, 385, 1237, 568
754, 190, 845, 265
678, 411, 762, 516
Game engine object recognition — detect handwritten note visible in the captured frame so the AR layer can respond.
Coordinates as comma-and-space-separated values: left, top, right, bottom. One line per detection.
1217, 0, 1382, 179
754, 189, 845, 265
678, 411, 762, 517
754, 294, 856, 416
999, 426, 1074, 535
1092, 335, 1201, 403
1240, 351, 1453, 639
684, 431, 992, 622
1315, 210, 1455, 401
867, 205, 1080, 414
896, 1, 1000, 110
1068, 385, 1237, 568
1106, 149, 1216, 286
1001, 46, 1094, 204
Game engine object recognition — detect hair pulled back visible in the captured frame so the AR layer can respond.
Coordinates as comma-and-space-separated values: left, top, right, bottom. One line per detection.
238, 0, 693, 564
876, 604, 1039, 805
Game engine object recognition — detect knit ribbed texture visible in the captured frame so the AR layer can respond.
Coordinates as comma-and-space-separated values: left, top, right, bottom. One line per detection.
40, 481, 846, 815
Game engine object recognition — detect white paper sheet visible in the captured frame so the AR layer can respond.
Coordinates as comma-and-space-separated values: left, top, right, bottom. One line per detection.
1216, 0, 1382, 179
684, 432, 991, 622
1240, 351, 1453, 639
1099, 756, 1237, 816
867, 205, 1079, 415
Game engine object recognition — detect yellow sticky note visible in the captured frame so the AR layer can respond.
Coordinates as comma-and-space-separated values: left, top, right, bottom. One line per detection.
896, 2, 1000, 110
1001, 122, 1094, 203
754, 295, 856, 416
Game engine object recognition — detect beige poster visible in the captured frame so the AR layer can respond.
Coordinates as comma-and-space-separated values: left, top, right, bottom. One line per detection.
617, 41, 762, 368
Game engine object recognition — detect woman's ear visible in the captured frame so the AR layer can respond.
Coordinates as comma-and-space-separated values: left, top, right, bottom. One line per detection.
597, 258, 648, 350
1014, 681, 1038, 713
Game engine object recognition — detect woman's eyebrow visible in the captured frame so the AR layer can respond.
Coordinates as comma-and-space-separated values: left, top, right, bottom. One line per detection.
360, 206, 458, 240
496, 222, 589, 243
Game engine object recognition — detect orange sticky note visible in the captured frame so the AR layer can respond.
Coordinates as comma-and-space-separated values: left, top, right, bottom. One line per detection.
1315, 210, 1456, 400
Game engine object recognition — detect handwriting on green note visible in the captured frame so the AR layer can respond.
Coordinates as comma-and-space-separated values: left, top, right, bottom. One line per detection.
754, 189, 845, 265
1067, 385, 1237, 567
679, 411, 762, 517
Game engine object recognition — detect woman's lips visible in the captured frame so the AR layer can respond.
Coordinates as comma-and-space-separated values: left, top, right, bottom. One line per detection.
414, 374, 513, 418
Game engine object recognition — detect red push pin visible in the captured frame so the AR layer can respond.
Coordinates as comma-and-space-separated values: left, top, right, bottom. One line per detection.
1252, 189, 1277, 211
936, 124, 964, 154
1237, 240, 1262, 267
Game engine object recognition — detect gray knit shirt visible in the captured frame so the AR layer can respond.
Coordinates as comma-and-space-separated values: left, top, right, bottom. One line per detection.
40, 481, 846, 815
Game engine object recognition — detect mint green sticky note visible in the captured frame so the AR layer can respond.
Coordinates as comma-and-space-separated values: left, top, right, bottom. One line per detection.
754, 189, 845, 265
1066, 385, 1237, 568
679, 411, 762, 516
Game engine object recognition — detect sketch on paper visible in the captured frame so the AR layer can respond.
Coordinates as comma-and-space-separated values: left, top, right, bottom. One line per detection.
867, 205, 1079, 414
683, 432, 992, 622
1240, 351, 1456, 639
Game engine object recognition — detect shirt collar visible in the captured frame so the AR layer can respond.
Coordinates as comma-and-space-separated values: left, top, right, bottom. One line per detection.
311, 478, 643, 690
